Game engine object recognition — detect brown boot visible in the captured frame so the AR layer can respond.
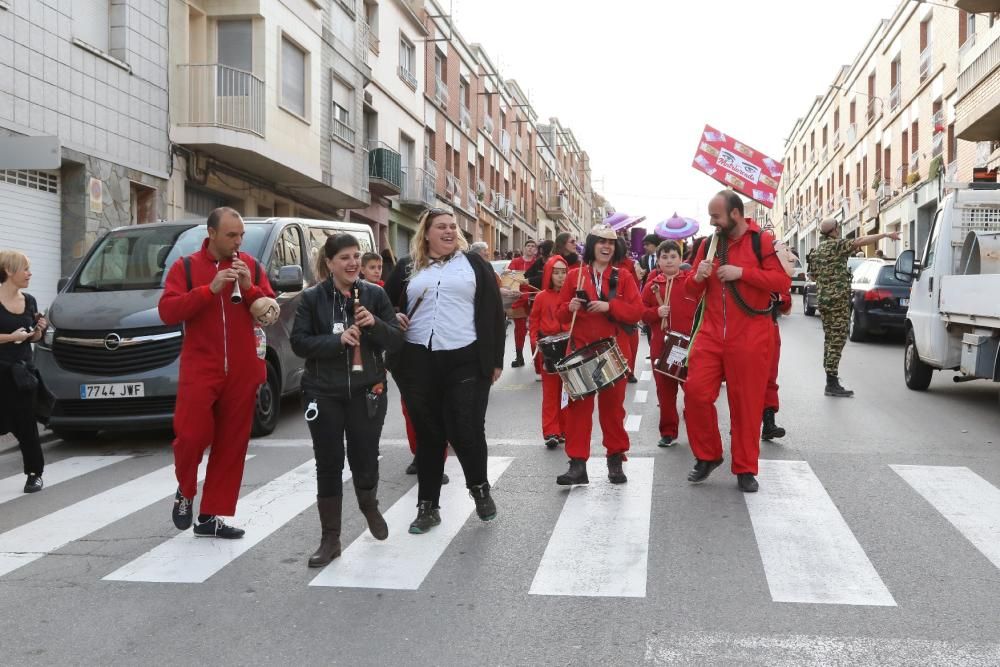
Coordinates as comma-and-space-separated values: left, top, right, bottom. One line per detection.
308, 495, 342, 568
355, 483, 389, 541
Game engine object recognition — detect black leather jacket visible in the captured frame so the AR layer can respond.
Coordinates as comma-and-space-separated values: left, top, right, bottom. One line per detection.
290, 278, 403, 398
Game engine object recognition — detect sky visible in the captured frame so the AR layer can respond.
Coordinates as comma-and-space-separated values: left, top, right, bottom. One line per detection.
449, 0, 903, 234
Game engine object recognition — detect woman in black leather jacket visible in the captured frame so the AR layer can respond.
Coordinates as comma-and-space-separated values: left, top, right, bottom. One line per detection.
290, 233, 403, 567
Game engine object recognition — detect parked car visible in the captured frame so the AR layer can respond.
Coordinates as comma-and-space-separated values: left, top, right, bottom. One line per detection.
803, 255, 868, 316
34, 217, 375, 440
790, 255, 806, 294
847, 259, 912, 341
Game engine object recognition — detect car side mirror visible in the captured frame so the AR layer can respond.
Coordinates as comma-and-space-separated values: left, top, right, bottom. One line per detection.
57, 277, 69, 291
273, 265, 303, 293
895, 250, 916, 282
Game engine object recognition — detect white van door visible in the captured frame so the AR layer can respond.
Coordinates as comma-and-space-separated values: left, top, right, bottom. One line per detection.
909, 208, 947, 367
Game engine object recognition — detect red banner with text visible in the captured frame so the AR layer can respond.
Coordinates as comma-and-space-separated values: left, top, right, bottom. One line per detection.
692, 125, 784, 208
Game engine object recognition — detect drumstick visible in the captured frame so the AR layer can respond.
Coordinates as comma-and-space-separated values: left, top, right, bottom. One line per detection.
651, 283, 667, 332
663, 276, 675, 331
705, 233, 720, 263
406, 287, 429, 319
566, 264, 586, 348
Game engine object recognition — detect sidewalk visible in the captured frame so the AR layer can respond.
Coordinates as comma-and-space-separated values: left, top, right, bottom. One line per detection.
0, 430, 58, 457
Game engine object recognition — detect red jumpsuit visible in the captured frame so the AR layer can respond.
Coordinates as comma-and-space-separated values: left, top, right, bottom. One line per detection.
159, 241, 274, 516
765, 289, 793, 412
616, 256, 641, 375
508, 255, 534, 360
683, 222, 791, 475
640, 271, 697, 439
529, 256, 571, 439
556, 263, 644, 460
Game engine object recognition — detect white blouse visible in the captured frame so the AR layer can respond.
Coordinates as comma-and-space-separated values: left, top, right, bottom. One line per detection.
404, 252, 477, 350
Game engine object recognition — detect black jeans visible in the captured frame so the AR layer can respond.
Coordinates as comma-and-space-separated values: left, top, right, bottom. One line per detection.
0, 370, 42, 475
303, 389, 387, 497
394, 342, 491, 506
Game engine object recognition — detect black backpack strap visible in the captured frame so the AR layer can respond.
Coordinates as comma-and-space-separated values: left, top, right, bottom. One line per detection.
253, 259, 260, 285
751, 230, 762, 266
183, 256, 193, 292
605, 267, 619, 301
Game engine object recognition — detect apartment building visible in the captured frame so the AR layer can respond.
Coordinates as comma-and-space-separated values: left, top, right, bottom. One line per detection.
166, 0, 369, 232
0, 0, 170, 309
954, 2, 1000, 164
774, 0, 980, 261
535, 118, 593, 242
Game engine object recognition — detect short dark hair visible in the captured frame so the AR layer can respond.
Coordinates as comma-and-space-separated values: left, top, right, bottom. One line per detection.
643, 234, 661, 247
537, 239, 554, 258
361, 252, 381, 265
716, 190, 744, 217
206, 206, 240, 230
656, 240, 681, 257
324, 233, 360, 259
583, 235, 625, 264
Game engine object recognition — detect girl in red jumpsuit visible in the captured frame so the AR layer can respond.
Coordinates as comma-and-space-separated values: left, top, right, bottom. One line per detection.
640, 241, 697, 448
529, 255, 570, 449
555, 224, 643, 485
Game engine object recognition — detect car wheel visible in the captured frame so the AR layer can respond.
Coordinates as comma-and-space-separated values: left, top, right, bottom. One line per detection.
904, 329, 933, 391
803, 293, 815, 317
50, 428, 99, 442
848, 308, 866, 342
252, 360, 281, 437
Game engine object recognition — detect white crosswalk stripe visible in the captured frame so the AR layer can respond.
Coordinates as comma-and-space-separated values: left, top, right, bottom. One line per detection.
309, 456, 514, 589
0, 455, 131, 506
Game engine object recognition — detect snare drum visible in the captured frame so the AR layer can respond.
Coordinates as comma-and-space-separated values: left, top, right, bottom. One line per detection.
538, 332, 570, 373
555, 337, 628, 400
653, 331, 690, 382
500, 270, 526, 291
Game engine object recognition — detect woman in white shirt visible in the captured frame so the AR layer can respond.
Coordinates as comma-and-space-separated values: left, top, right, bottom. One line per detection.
384, 209, 506, 534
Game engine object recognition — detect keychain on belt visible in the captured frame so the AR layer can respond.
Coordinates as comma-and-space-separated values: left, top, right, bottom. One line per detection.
304, 399, 319, 422
365, 383, 384, 418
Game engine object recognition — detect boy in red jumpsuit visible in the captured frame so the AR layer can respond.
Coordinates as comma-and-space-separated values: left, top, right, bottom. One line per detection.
507, 240, 537, 368
529, 255, 571, 449
761, 240, 798, 441
683, 191, 791, 493
159, 207, 275, 538
641, 241, 697, 448
615, 240, 642, 383
555, 224, 644, 485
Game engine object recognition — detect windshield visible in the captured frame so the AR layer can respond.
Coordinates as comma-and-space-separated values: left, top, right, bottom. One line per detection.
877, 265, 911, 286
73, 224, 271, 291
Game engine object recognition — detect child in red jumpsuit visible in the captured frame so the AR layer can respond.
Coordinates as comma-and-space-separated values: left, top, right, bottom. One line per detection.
529, 255, 570, 449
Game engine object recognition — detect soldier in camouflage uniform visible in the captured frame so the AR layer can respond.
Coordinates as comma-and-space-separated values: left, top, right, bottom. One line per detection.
810, 219, 900, 397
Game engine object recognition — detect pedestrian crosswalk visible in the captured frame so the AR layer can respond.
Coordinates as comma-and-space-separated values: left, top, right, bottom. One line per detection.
2, 452, 1000, 607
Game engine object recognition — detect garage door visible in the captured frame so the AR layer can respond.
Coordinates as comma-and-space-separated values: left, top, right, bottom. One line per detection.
0, 170, 61, 312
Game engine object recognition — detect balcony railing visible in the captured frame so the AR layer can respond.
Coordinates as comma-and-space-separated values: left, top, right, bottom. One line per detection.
946, 160, 958, 181
846, 123, 858, 145
543, 193, 569, 219
434, 77, 449, 107
959, 33, 978, 62
483, 114, 494, 136
867, 99, 880, 124
459, 105, 471, 131
363, 22, 379, 54
367, 140, 402, 195
833, 129, 842, 150
466, 187, 477, 211
920, 45, 933, 82
500, 129, 511, 157
331, 117, 355, 146
932, 130, 945, 158
358, 23, 371, 66
445, 173, 460, 198
398, 66, 417, 89
177, 63, 265, 137
894, 166, 904, 190
400, 167, 435, 208
958, 32, 1000, 98
820, 146, 828, 164
889, 83, 901, 111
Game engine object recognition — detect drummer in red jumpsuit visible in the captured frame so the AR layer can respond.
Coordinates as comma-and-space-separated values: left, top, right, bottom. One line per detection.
507, 240, 537, 369
615, 238, 642, 383
683, 191, 791, 493
640, 240, 697, 448
555, 223, 643, 485
529, 255, 571, 449
159, 207, 275, 538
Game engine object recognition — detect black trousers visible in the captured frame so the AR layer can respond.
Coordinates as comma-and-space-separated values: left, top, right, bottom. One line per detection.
394, 342, 490, 506
303, 389, 386, 497
0, 370, 42, 475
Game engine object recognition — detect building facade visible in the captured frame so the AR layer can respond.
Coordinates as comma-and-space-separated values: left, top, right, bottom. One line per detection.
0, 0, 170, 309
954, 3, 1000, 165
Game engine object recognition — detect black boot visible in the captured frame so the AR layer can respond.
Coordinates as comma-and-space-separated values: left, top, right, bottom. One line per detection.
355, 484, 388, 541
405, 456, 418, 475
469, 482, 497, 521
556, 458, 589, 486
409, 500, 441, 534
607, 453, 627, 484
687, 457, 724, 484
511, 353, 525, 368
308, 496, 342, 568
761, 408, 786, 440
825, 373, 854, 397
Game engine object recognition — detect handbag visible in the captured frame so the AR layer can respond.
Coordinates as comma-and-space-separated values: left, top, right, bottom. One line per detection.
10, 360, 38, 392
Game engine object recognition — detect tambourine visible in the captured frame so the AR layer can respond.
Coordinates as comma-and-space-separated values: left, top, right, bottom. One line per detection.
251, 296, 280, 326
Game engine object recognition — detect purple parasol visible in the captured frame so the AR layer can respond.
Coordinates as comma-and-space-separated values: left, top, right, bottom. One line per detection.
655, 213, 700, 240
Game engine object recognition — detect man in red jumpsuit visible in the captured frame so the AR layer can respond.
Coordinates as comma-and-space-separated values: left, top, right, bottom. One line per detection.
159, 207, 275, 538
684, 191, 791, 493
762, 284, 793, 441
555, 224, 643, 485
507, 239, 537, 368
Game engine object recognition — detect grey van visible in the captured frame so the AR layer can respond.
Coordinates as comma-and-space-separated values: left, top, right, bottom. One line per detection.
34, 217, 375, 439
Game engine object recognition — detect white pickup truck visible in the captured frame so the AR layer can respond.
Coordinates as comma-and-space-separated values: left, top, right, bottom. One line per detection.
895, 183, 1000, 393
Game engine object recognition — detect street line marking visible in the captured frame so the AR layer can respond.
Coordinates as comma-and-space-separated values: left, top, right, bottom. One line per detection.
530, 457, 654, 597
0, 457, 253, 578
744, 460, 895, 606
253, 438, 587, 449
310, 456, 514, 590
105, 459, 345, 583
891, 465, 1000, 570
0, 456, 131, 506
633, 390, 648, 404
640, 370, 652, 382
625, 415, 642, 432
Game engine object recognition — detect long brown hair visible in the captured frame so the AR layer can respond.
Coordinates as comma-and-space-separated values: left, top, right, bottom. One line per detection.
410, 208, 469, 272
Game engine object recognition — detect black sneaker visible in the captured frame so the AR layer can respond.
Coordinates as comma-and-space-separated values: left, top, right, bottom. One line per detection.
511, 354, 525, 368
627, 374, 638, 384
657, 436, 676, 448
23, 474, 43, 493
737, 473, 759, 493
193, 515, 245, 539
544, 434, 561, 449
687, 458, 724, 484
441, 472, 450, 485
172, 488, 193, 530
469, 482, 497, 521
405, 457, 418, 475
409, 500, 441, 534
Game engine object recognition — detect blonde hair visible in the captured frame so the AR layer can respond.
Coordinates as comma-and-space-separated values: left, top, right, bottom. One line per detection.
0, 249, 29, 284
410, 209, 469, 272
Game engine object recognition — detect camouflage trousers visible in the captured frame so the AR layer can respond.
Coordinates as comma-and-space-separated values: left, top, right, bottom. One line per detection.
819, 301, 850, 375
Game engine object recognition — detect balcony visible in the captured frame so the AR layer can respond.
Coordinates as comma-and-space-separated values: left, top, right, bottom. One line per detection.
956, 31, 1000, 140
920, 46, 933, 83
910, 151, 919, 173
833, 129, 842, 150
363, 22, 379, 54
466, 187, 477, 212
400, 167, 435, 208
398, 65, 417, 90
434, 77, 449, 108
445, 173, 461, 205
177, 64, 265, 137
459, 105, 471, 132
367, 141, 402, 197
482, 114, 494, 136
932, 130, 945, 158
820, 146, 828, 164
543, 193, 570, 220
867, 99, 880, 125
889, 83, 901, 112
358, 23, 371, 66
500, 129, 511, 157
331, 117, 355, 146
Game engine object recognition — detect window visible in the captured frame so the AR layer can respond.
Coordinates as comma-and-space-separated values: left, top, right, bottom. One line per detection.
218, 20, 252, 95
399, 35, 416, 85
74, 0, 110, 51
281, 37, 307, 118
268, 224, 304, 285
959, 10, 975, 47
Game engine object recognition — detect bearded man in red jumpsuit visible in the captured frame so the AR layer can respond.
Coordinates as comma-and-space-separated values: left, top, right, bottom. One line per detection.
683, 191, 791, 493
159, 207, 275, 538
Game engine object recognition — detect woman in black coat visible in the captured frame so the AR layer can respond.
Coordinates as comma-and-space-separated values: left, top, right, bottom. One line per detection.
383, 208, 505, 534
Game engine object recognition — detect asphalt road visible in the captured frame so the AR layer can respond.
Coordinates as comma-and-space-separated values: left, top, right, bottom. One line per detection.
1, 302, 999, 666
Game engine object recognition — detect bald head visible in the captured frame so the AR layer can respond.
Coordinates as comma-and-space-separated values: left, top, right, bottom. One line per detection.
819, 219, 838, 237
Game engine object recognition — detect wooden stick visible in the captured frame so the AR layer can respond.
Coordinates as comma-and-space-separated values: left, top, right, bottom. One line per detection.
662, 277, 675, 331
705, 233, 720, 263
566, 263, 586, 349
